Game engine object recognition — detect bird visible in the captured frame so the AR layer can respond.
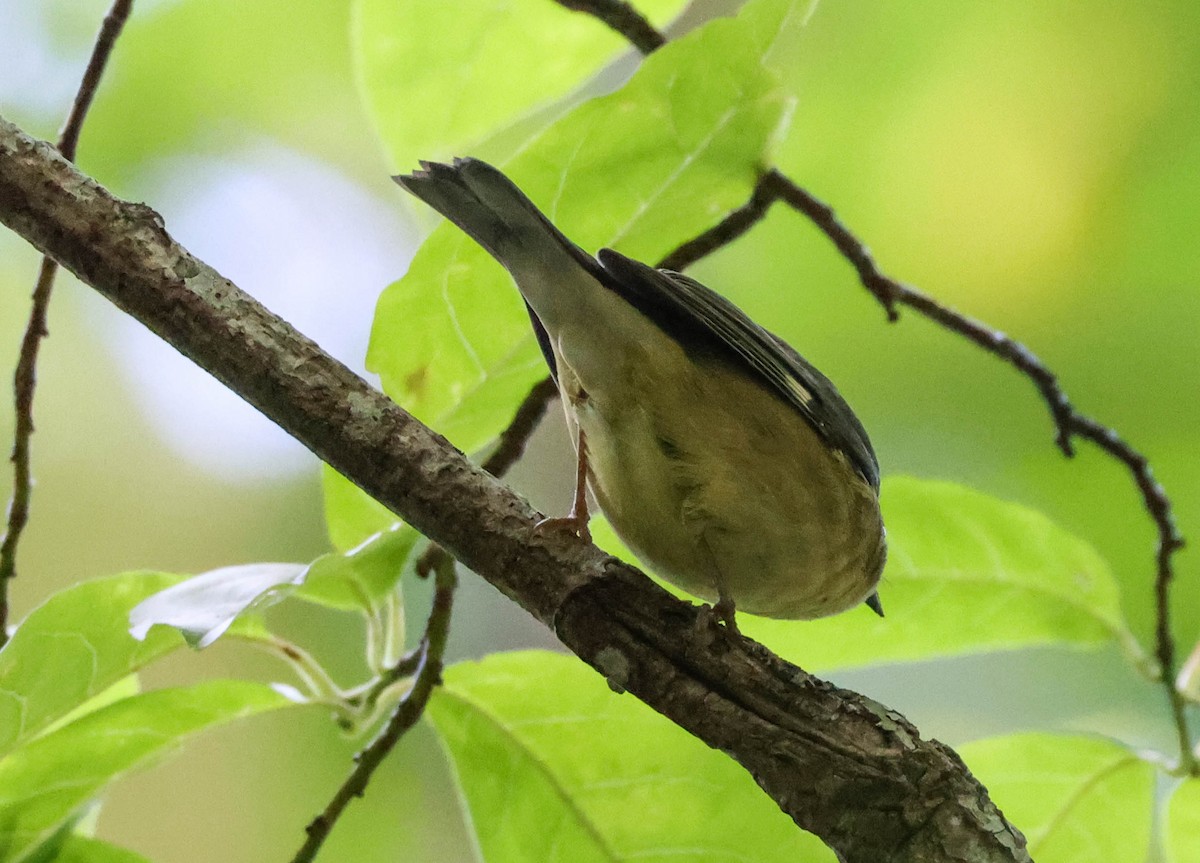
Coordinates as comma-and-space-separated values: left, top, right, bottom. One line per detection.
394, 158, 886, 631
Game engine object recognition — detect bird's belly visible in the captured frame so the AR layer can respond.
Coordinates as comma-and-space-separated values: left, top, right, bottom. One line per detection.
566, 356, 886, 621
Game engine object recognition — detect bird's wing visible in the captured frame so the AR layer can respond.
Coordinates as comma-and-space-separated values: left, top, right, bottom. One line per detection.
595, 247, 879, 489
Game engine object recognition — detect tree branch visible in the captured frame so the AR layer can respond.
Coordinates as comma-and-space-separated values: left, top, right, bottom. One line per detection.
415, 374, 559, 577
0, 115, 1028, 863
0, 0, 134, 644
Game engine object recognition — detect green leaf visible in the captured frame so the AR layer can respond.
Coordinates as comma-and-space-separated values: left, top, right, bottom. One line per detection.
354, 0, 689, 171
16, 811, 89, 863
298, 521, 421, 610
958, 733, 1153, 863
0, 681, 289, 861
1165, 776, 1200, 863
429, 650, 832, 863
27, 836, 153, 863
367, 0, 800, 455
735, 478, 1137, 671
322, 465, 399, 552
0, 573, 183, 756
41, 677, 140, 739
128, 563, 307, 649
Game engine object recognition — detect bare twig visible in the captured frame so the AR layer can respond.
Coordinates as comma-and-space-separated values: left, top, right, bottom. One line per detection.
778, 174, 1193, 770
480, 375, 561, 478
291, 558, 457, 863
554, 0, 665, 54
565, 0, 1195, 777
657, 175, 782, 271
0, 0, 134, 645
664, 166, 1195, 773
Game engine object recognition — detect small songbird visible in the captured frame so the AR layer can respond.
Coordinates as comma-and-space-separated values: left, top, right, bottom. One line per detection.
395, 159, 886, 630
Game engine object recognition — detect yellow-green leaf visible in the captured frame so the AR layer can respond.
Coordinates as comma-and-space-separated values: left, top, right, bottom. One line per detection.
0, 681, 290, 860
1165, 776, 1200, 863
0, 573, 182, 756
367, 0, 800, 455
354, 0, 689, 171
959, 733, 1153, 863
747, 478, 1136, 669
429, 650, 832, 863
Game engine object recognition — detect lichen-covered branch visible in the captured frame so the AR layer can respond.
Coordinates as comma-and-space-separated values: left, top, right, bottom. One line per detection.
0, 115, 1028, 863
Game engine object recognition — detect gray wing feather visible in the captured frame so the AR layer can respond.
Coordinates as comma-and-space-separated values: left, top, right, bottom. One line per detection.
596, 248, 880, 490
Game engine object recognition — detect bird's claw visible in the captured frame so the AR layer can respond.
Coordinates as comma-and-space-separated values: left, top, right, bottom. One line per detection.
696, 595, 741, 640
534, 514, 592, 544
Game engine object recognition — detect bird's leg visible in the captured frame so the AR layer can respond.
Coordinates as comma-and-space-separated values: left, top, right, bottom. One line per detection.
698, 532, 741, 636
535, 425, 592, 543
711, 588, 740, 636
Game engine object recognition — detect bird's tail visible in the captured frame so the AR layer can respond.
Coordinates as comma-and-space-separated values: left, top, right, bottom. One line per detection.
393, 159, 597, 279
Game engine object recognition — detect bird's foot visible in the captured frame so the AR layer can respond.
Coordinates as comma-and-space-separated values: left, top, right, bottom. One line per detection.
534, 513, 592, 544
696, 595, 741, 640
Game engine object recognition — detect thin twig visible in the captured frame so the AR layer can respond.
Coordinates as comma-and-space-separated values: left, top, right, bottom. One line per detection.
554, 0, 665, 54
657, 175, 781, 271
664, 166, 1194, 771
481, 375, 560, 478
554, 0, 1194, 772
290, 558, 457, 863
778, 172, 1193, 769
0, 0, 135, 645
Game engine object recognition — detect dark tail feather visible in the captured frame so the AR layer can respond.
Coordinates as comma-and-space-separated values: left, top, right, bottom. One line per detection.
393, 158, 596, 277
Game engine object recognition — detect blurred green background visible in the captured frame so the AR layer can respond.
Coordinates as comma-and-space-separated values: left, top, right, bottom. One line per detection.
1, 0, 1197, 859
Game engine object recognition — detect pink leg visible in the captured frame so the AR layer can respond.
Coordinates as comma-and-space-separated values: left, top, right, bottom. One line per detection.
699, 532, 740, 636
535, 426, 592, 542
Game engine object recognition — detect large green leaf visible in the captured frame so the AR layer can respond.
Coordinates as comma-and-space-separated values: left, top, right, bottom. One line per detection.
729, 478, 1132, 670
1165, 776, 1200, 863
0, 681, 288, 861
354, 0, 689, 171
367, 0, 800, 457
958, 733, 1153, 863
429, 650, 832, 863
0, 573, 182, 756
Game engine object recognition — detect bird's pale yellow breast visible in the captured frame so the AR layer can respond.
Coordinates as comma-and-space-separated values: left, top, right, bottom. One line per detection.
549, 285, 885, 620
